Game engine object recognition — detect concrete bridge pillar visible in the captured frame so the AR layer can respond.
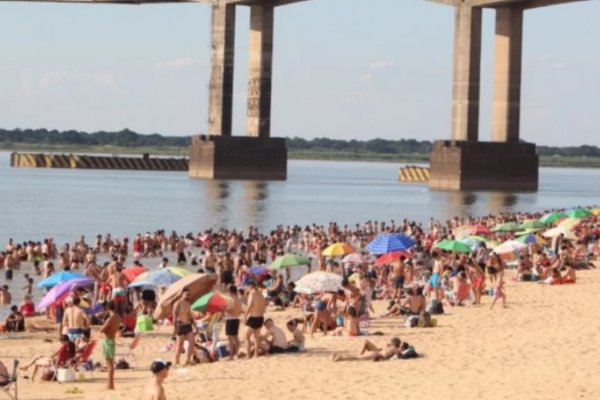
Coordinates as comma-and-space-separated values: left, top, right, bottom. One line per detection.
246, 4, 274, 138
208, 1, 236, 136
492, 6, 523, 143
189, 1, 286, 181
451, 4, 482, 141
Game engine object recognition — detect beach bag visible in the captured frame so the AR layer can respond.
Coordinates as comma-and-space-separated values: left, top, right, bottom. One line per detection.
115, 360, 130, 370
418, 311, 432, 328
136, 314, 154, 332
427, 299, 444, 315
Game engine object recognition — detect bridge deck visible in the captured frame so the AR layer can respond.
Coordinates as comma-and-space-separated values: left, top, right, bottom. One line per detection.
0, 0, 309, 5
428, 0, 591, 9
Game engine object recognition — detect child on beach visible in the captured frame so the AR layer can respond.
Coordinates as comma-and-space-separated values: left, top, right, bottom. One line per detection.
489, 277, 506, 310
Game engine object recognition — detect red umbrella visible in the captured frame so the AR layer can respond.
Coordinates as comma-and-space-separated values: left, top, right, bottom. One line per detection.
374, 251, 411, 267
122, 266, 148, 283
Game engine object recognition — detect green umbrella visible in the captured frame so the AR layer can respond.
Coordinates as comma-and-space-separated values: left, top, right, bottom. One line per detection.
518, 220, 545, 231
269, 253, 311, 270
566, 208, 593, 219
434, 239, 472, 253
538, 212, 567, 225
492, 222, 521, 233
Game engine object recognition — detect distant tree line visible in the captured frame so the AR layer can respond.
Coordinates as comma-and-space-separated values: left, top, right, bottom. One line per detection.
1, 128, 599, 157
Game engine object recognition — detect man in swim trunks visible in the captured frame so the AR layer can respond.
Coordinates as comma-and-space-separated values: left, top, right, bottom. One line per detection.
225, 284, 242, 360
429, 252, 444, 300
107, 262, 128, 316
173, 289, 197, 366
100, 301, 121, 390
392, 257, 406, 300
244, 282, 266, 358
62, 296, 90, 342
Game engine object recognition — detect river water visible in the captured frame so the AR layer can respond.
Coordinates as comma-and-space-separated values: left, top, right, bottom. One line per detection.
0, 150, 599, 319
1, 151, 599, 244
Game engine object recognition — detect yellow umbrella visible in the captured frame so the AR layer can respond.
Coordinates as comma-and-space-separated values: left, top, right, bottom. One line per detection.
322, 242, 355, 257
166, 267, 192, 277
591, 208, 600, 216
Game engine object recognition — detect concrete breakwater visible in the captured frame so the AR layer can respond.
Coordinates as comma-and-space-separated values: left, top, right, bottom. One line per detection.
10, 152, 189, 171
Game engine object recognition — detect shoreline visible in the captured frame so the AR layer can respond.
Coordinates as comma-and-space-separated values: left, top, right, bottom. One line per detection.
2, 146, 600, 169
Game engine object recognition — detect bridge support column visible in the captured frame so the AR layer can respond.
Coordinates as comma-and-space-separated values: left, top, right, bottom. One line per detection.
207, 1, 236, 137
189, 2, 286, 181
430, 4, 538, 191
492, 6, 523, 143
451, 4, 482, 141
246, 4, 274, 138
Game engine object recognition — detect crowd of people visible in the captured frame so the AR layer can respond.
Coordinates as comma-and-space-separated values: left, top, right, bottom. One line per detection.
1, 207, 599, 397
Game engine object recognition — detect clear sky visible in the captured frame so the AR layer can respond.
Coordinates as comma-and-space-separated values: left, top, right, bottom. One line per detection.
0, 0, 598, 146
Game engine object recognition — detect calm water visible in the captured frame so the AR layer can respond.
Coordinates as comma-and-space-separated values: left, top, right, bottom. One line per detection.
1, 151, 599, 318
1, 151, 599, 244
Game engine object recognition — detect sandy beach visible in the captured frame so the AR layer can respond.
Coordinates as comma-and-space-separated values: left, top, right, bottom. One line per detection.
3, 262, 598, 400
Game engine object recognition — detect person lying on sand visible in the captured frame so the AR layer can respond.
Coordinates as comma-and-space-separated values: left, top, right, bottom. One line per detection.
330, 337, 401, 362
19, 334, 75, 381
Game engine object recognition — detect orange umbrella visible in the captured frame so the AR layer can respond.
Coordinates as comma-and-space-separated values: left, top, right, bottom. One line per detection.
122, 266, 148, 283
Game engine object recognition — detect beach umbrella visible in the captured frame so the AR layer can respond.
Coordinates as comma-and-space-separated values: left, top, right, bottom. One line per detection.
294, 271, 343, 294
558, 218, 582, 229
542, 227, 578, 241
128, 269, 182, 288
516, 234, 547, 246
122, 266, 148, 283
269, 253, 311, 270
453, 224, 491, 239
322, 242, 355, 257
366, 233, 416, 254
373, 251, 411, 267
153, 273, 218, 320
493, 240, 527, 254
342, 253, 364, 265
518, 220, 545, 231
491, 222, 521, 233
461, 237, 484, 251
249, 265, 270, 278
566, 208, 593, 219
538, 212, 567, 225
165, 267, 192, 278
434, 239, 472, 253
592, 208, 600, 216
37, 271, 84, 289
191, 292, 231, 313
36, 277, 94, 311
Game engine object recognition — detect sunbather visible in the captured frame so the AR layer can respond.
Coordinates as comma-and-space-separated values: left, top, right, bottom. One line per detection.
330, 337, 401, 362
19, 334, 75, 381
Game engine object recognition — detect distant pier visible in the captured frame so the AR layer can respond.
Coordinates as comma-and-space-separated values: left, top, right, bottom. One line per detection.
10, 152, 189, 171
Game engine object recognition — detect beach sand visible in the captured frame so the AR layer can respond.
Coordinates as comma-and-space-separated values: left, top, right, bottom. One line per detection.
4, 264, 600, 400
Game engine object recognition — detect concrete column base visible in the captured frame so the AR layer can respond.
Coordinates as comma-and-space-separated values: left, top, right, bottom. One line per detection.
188, 135, 287, 180
429, 140, 538, 191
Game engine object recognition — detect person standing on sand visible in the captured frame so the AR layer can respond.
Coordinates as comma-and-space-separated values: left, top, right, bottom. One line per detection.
62, 296, 90, 341
244, 282, 266, 358
100, 301, 121, 390
225, 284, 242, 360
142, 360, 171, 400
172, 289, 197, 366
489, 275, 507, 310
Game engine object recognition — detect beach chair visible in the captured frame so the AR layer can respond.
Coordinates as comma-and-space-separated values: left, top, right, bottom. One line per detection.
0, 360, 19, 400
115, 334, 141, 368
72, 340, 97, 380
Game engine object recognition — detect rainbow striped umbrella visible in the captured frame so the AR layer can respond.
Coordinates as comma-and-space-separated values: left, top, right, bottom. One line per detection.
191, 292, 231, 313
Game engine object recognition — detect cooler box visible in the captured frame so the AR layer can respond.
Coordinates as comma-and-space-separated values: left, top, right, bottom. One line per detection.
57, 367, 76, 383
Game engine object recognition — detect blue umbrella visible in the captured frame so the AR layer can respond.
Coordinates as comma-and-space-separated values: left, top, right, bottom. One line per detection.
128, 269, 182, 288
366, 233, 416, 254
37, 271, 85, 289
